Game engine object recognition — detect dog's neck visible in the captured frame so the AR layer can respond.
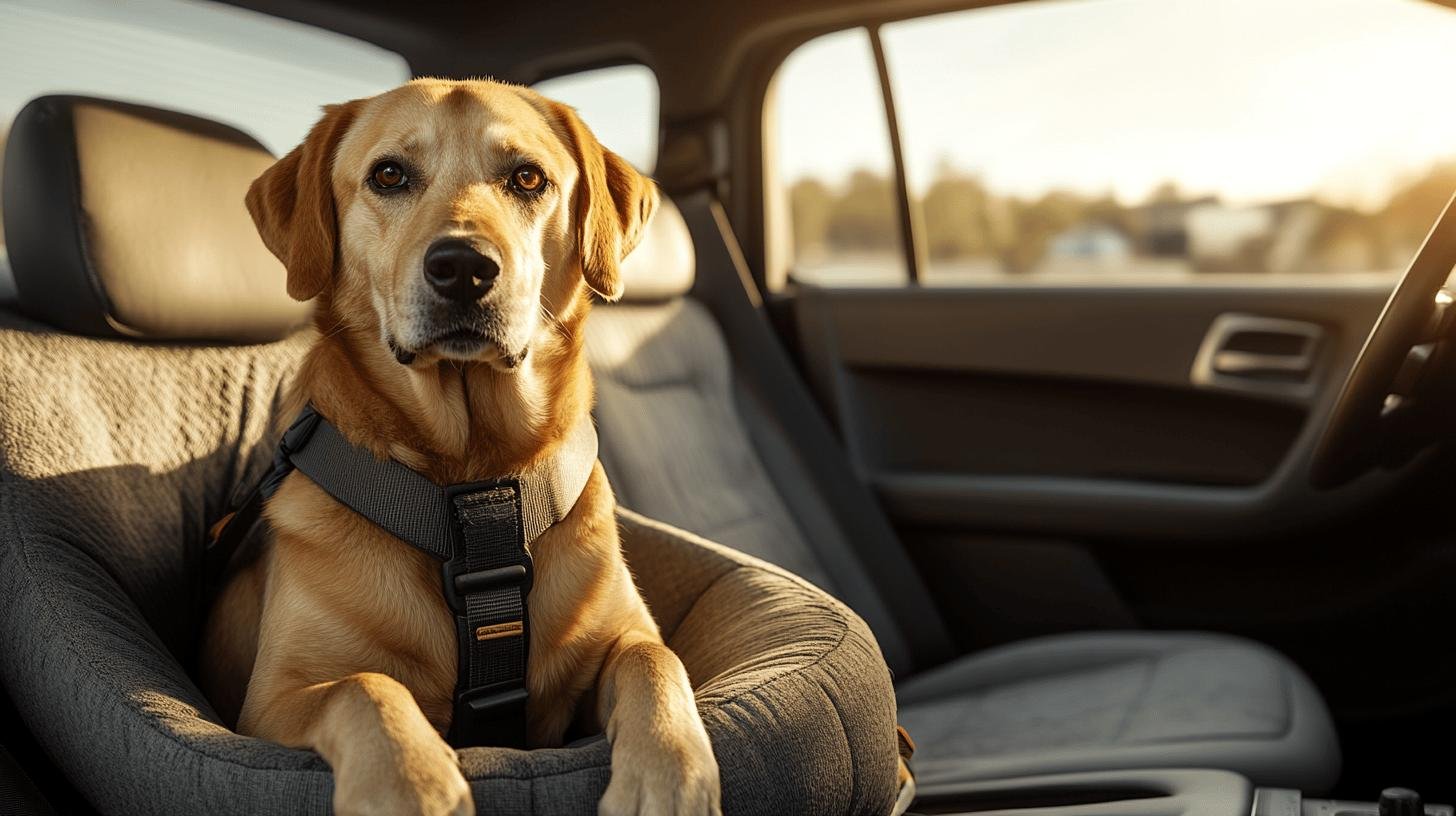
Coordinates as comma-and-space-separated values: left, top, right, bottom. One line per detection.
289, 298, 594, 486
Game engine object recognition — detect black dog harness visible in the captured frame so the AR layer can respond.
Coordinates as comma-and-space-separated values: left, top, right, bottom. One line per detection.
207, 405, 599, 748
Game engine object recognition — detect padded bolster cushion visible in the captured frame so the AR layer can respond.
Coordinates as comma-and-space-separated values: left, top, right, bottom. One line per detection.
2, 96, 309, 341
0, 311, 898, 815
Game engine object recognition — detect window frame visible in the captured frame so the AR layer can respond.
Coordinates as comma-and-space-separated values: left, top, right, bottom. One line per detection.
764, 23, 930, 288
867, 24, 927, 285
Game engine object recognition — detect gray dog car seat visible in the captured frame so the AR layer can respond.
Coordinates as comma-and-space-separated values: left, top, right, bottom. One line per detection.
0, 95, 903, 815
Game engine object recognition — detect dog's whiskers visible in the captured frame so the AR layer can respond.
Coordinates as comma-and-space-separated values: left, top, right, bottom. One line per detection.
316, 317, 351, 344
539, 303, 568, 336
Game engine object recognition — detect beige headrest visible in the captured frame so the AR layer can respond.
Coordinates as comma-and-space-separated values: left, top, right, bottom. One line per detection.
2, 96, 309, 341
617, 195, 695, 302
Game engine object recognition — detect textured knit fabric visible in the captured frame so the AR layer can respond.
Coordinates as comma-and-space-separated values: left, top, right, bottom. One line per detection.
0, 310, 900, 816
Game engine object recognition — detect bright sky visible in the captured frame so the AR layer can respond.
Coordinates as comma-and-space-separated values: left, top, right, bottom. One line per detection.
775, 0, 1456, 210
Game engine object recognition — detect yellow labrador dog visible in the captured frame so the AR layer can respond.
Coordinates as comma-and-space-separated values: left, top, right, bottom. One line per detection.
201, 79, 721, 816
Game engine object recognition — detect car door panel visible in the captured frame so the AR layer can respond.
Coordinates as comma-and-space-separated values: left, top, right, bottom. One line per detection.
793, 281, 1399, 541
786, 278, 1456, 756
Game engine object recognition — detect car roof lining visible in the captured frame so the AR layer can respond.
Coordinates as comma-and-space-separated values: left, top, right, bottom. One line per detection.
219, 0, 1026, 119
221, 0, 1456, 115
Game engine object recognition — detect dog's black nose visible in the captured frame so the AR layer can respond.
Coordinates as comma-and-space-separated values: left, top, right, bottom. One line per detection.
423, 239, 499, 302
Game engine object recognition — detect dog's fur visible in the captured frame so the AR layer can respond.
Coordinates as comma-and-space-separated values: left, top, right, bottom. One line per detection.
201, 79, 721, 816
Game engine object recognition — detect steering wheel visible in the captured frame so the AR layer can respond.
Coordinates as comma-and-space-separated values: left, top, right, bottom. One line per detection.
1309, 193, 1456, 488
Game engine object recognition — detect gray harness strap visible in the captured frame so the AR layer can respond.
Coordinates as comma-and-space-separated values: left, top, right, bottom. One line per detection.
209, 405, 598, 748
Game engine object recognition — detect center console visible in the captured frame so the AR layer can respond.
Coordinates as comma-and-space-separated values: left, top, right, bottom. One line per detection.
904, 769, 1452, 816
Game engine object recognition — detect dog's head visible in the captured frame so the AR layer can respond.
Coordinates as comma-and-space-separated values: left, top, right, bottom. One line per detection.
246, 79, 656, 370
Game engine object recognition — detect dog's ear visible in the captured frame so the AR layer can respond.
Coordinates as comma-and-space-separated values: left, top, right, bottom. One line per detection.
546, 101, 658, 301
246, 101, 361, 301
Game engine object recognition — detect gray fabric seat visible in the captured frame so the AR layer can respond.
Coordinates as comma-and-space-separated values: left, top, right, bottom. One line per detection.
894, 632, 1334, 790
0, 96, 903, 816
585, 193, 1341, 793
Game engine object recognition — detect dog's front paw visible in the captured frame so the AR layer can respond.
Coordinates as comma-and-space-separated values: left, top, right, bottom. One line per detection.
599, 723, 721, 816
332, 733, 473, 816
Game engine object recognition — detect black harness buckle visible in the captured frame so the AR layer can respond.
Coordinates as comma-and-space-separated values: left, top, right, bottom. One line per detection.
451, 683, 530, 747
441, 479, 534, 748
439, 481, 535, 613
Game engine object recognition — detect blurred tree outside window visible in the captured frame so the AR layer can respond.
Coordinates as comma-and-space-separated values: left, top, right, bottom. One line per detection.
772, 28, 907, 285
773, 0, 1456, 285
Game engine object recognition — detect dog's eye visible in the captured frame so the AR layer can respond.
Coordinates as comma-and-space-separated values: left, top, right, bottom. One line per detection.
510, 164, 546, 194
370, 161, 407, 191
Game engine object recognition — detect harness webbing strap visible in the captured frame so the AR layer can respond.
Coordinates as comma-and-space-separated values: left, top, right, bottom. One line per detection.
207, 404, 599, 749
447, 486, 531, 746
283, 413, 452, 558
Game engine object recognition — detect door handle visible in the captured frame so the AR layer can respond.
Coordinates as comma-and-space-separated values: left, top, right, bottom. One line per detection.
1210, 349, 1315, 376
1191, 313, 1324, 402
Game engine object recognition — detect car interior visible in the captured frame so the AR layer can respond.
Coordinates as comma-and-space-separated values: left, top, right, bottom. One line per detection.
3, 0, 1456, 814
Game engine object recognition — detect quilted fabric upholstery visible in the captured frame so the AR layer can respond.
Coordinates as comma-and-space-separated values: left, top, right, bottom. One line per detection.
0, 309, 900, 816
586, 298, 837, 591
896, 632, 1338, 791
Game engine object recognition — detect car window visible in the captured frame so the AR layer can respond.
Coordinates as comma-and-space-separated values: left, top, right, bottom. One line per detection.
0, 0, 411, 289
769, 29, 907, 285
772, 0, 1456, 287
535, 64, 660, 173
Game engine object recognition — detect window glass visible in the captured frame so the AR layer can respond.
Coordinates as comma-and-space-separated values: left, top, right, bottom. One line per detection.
0, 0, 410, 157
880, 0, 1456, 282
774, 0, 1456, 286
0, 0, 410, 282
535, 64, 659, 172
771, 28, 907, 285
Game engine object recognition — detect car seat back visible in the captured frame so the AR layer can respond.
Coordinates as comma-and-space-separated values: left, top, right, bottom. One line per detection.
586, 193, 957, 675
